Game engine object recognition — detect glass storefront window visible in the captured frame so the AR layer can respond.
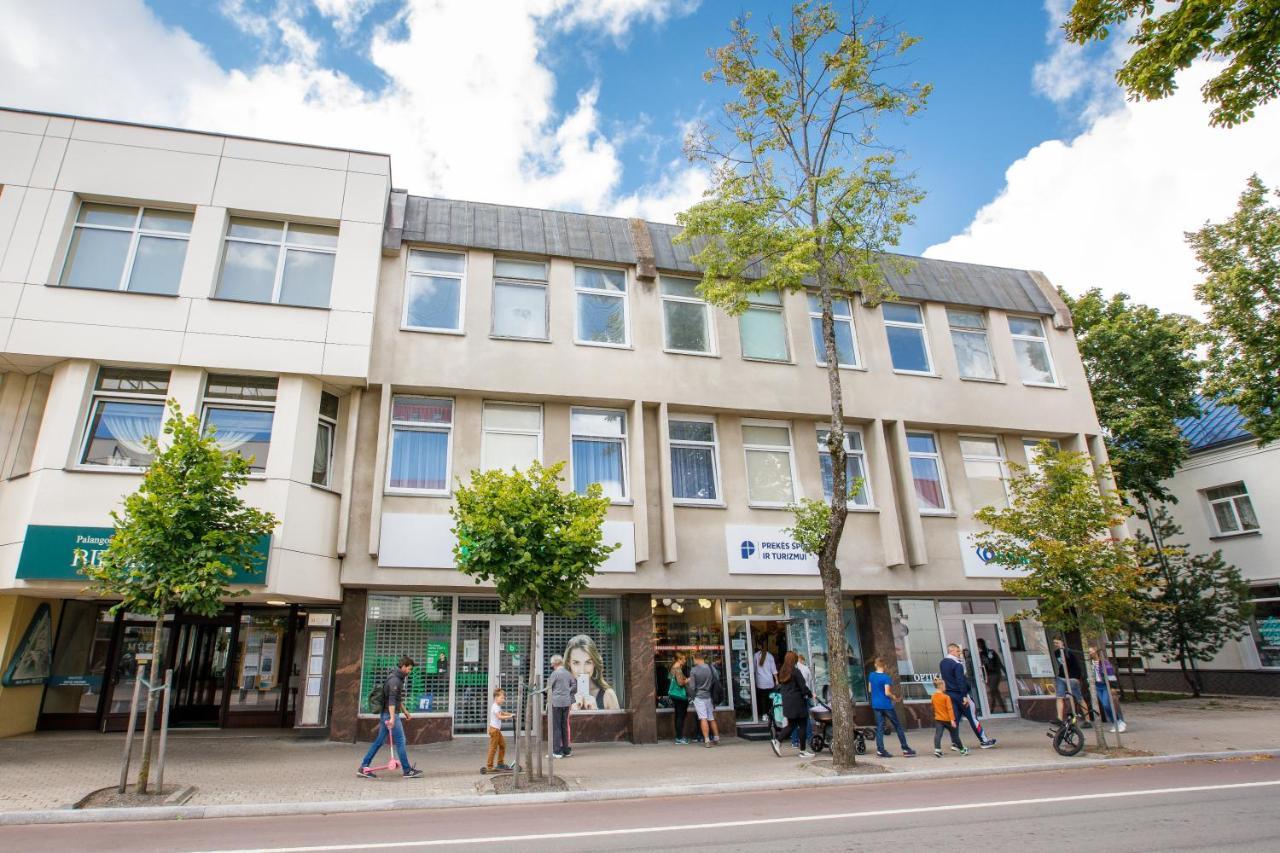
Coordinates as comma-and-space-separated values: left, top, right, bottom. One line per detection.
890, 599, 944, 700
40, 602, 113, 715
110, 621, 171, 713
543, 599, 626, 710
725, 599, 785, 618
1250, 590, 1280, 668
786, 599, 868, 702
653, 598, 725, 706
361, 595, 453, 714
999, 599, 1055, 696
230, 610, 289, 713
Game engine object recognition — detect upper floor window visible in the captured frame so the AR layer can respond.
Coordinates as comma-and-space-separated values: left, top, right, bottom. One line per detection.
571, 408, 627, 500
906, 431, 949, 512
216, 218, 337, 309
1205, 483, 1259, 535
1022, 437, 1060, 478
661, 277, 714, 355
883, 303, 933, 374
79, 367, 170, 469
312, 391, 339, 487
481, 402, 542, 472
740, 290, 790, 362
947, 309, 997, 380
575, 267, 628, 346
1009, 316, 1058, 385
669, 417, 721, 504
61, 203, 192, 295
493, 259, 549, 340
202, 374, 277, 474
960, 435, 1008, 510
387, 396, 453, 493
818, 428, 871, 507
808, 293, 859, 368
404, 250, 465, 332
742, 422, 797, 506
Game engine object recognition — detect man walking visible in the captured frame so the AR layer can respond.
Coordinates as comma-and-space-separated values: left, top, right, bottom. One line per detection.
358, 656, 424, 778
548, 653, 577, 758
940, 643, 997, 749
688, 651, 721, 747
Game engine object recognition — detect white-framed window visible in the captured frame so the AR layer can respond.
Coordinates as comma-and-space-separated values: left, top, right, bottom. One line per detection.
387, 396, 454, 494
742, 421, 798, 507
79, 367, 171, 469
481, 402, 542, 472
947, 309, 997, 380
807, 293, 859, 368
960, 435, 1008, 510
492, 258, 549, 340
883, 303, 934, 374
1205, 483, 1260, 535
739, 289, 790, 361
575, 266, 629, 347
201, 374, 278, 474
817, 427, 871, 507
1021, 437, 1061, 478
216, 218, 338, 308
669, 416, 721, 504
1009, 316, 1058, 385
571, 408, 628, 500
60, 202, 192, 295
661, 276, 714, 355
906, 431, 949, 512
312, 391, 339, 487
403, 250, 465, 333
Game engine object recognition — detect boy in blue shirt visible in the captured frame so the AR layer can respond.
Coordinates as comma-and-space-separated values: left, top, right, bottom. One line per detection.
868, 657, 916, 758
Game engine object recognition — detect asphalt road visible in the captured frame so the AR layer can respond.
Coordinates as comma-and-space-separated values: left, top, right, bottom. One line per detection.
3, 757, 1278, 852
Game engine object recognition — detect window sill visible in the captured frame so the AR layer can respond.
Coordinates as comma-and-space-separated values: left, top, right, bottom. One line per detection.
673, 500, 727, 509
742, 356, 795, 366
920, 510, 956, 518
1022, 381, 1067, 390
958, 376, 1005, 385
402, 325, 465, 336
892, 370, 941, 378
384, 489, 452, 498
309, 482, 342, 497
68, 465, 145, 475
49, 283, 180, 298
609, 498, 634, 506
815, 362, 867, 372
747, 503, 796, 511
211, 295, 330, 311
574, 340, 633, 350
490, 335, 552, 344
665, 349, 720, 359
1210, 529, 1262, 541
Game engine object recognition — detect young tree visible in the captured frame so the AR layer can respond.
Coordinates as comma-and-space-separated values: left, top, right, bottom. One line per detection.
1135, 505, 1254, 696
1187, 174, 1280, 445
83, 400, 278, 792
676, 1, 928, 771
451, 461, 617, 785
1061, 1, 1280, 127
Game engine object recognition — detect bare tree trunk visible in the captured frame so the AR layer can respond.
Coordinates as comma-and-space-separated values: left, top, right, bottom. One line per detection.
136, 618, 165, 793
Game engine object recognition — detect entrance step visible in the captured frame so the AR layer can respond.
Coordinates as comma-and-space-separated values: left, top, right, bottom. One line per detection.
736, 722, 773, 742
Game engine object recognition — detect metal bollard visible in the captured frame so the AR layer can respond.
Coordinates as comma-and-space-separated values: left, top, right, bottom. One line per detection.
118, 664, 145, 793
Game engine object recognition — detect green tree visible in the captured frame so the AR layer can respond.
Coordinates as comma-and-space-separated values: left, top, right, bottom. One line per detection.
83, 400, 278, 792
1062, 1, 1280, 127
451, 461, 617, 785
1187, 174, 1280, 445
676, 1, 928, 771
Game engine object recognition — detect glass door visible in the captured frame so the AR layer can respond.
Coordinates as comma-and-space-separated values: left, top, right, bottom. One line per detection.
495, 620, 532, 722
453, 620, 490, 734
726, 619, 755, 722
966, 618, 1017, 718
171, 619, 234, 726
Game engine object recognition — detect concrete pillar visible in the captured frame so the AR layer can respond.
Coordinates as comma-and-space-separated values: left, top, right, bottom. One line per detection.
625, 593, 657, 744
886, 420, 928, 567
866, 418, 906, 568
630, 399, 649, 564
328, 588, 367, 743
656, 402, 677, 564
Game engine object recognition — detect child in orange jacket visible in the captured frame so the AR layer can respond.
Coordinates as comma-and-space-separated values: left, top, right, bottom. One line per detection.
931, 677, 969, 758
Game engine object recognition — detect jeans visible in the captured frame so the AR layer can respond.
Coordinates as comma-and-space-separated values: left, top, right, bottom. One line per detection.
551, 705, 572, 755
671, 697, 689, 740
778, 716, 808, 745
934, 721, 963, 750
361, 711, 412, 772
874, 707, 911, 753
790, 713, 812, 748
948, 692, 989, 743
1095, 681, 1125, 723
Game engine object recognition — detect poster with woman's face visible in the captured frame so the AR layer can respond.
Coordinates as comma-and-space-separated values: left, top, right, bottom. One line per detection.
564, 634, 619, 710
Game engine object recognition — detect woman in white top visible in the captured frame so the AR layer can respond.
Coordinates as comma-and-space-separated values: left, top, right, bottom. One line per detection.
753, 646, 778, 721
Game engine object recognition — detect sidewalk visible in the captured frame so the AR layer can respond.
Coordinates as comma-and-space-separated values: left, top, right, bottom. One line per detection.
2, 696, 1278, 814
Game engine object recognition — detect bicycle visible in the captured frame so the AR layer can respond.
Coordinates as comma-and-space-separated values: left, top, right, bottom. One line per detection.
1047, 705, 1086, 757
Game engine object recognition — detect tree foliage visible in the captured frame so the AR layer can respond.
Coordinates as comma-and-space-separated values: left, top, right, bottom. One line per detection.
1187, 174, 1280, 445
1063, 1, 1280, 127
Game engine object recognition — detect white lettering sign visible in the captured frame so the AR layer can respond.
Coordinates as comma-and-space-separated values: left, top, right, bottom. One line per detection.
958, 531, 1032, 579
725, 525, 818, 575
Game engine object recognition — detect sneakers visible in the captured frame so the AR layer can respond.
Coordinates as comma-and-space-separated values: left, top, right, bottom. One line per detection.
798, 750, 815, 758
356, 767, 377, 779
958, 746, 971, 755
494, 763, 513, 771
933, 749, 943, 758
675, 738, 689, 745
710, 736, 720, 745
979, 739, 998, 749
903, 748, 917, 757
770, 738, 782, 757
552, 752, 565, 759
403, 767, 424, 778
1118, 721, 1127, 732
876, 750, 892, 758
704, 740, 713, 748
950, 745, 962, 752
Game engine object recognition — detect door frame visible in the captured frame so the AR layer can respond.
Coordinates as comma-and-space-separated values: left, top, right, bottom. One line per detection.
963, 616, 1019, 719
451, 613, 541, 736
725, 615, 792, 722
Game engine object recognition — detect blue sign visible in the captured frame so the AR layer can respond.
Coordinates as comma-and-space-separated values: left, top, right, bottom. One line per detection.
740, 540, 756, 559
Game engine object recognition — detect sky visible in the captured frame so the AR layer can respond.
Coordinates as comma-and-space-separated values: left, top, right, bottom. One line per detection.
2, 0, 1278, 318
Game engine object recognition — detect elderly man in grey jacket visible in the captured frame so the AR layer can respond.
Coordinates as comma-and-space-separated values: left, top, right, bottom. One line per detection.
547, 654, 577, 758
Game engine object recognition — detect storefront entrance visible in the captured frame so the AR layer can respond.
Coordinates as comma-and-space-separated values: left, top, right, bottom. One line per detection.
453, 616, 532, 735
170, 615, 234, 726
726, 617, 789, 722
939, 608, 1020, 719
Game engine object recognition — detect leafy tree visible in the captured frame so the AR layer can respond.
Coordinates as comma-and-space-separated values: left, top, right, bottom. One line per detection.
1134, 505, 1254, 696
451, 461, 616, 785
1187, 174, 1280, 445
1062, 1, 1280, 127
83, 400, 278, 792
676, 0, 928, 771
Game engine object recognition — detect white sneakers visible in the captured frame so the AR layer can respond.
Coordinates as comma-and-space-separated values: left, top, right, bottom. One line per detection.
1107, 721, 1128, 733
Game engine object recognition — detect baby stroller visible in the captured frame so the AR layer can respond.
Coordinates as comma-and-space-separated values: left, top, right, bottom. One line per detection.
807, 684, 872, 755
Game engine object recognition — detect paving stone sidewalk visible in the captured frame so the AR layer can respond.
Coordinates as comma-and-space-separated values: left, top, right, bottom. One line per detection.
2, 696, 1277, 812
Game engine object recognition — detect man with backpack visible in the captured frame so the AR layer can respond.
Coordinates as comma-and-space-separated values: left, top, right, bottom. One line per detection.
358, 656, 424, 779
688, 651, 723, 747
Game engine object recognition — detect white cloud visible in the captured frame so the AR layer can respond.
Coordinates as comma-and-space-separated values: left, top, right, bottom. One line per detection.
313, 0, 377, 35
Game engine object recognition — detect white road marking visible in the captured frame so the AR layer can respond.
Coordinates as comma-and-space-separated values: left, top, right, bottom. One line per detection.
197, 778, 1280, 853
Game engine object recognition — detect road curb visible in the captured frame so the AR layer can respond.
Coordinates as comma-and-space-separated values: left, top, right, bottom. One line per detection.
3, 748, 1277, 826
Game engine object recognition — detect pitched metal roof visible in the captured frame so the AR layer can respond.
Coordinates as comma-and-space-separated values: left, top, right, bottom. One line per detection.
1178, 396, 1253, 452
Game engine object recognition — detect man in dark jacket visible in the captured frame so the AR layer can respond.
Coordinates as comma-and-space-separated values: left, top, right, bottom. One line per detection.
939, 643, 997, 748
358, 656, 424, 778
1052, 638, 1091, 724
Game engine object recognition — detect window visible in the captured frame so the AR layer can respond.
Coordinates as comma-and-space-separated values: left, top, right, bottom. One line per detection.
999, 599, 1055, 697
1205, 483, 1260, 535
906, 431, 949, 512
669, 417, 721, 504
60, 203, 192, 295
883, 303, 933, 373
543, 599, 626, 710
80, 367, 170, 468
960, 436, 1008, 510
361, 594, 452, 714
807, 293, 859, 367
492, 258, 548, 340
403, 250, 464, 332
216, 218, 338, 308
742, 422, 797, 506
889, 598, 945, 700
571, 408, 627, 499
817, 428, 871, 506
481, 402, 542, 472
312, 392, 339, 487
575, 266, 628, 346
1021, 438, 1060, 478
1009, 316, 1057, 385
202, 374, 277, 474
652, 598, 726, 710
739, 289, 790, 361
387, 396, 454, 493
947, 309, 997, 380
1248, 586, 1280, 668
661, 277, 713, 354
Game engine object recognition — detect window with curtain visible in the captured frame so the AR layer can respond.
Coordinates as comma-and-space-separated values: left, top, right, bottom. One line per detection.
738, 289, 790, 361
60, 202, 193, 295
906, 431, 948, 512
947, 309, 997, 380
403, 250, 465, 332
883, 303, 933, 373
575, 267, 628, 346
807, 293, 858, 367
661, 277, 713, 354
1009, 316, 1058, 385
817, 428, 871, 506
387, 396, 453, 492
571, 408, 627, 499
216, 218, 338, 308
960, 435, 1008, 509
1205, 482, 1260, 535
312, 391, 339, 487
669, 418, 720, 503
80, 367, 171, 468
481, 402, 542, 472
742, 423, 796, 506
201, 374, 278, 474
492, 258, 548, 339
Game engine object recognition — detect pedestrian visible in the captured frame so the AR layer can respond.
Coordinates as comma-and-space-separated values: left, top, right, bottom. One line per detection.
1051, 638, 1091, 726
485, 687, 514, 773
357, 655, 424, 779
547, 653, 577, 758
770, 651, 816, 759
791, 653, 813, 748
668, 651, 691, 744
753, 643, 778, 722
976, 638, 1008, 713
868, 656, 916, 757
1088, 645, 1126, 733
688, 651, 721, 748
940, 643, 997, 748
930, 677, 968, 757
